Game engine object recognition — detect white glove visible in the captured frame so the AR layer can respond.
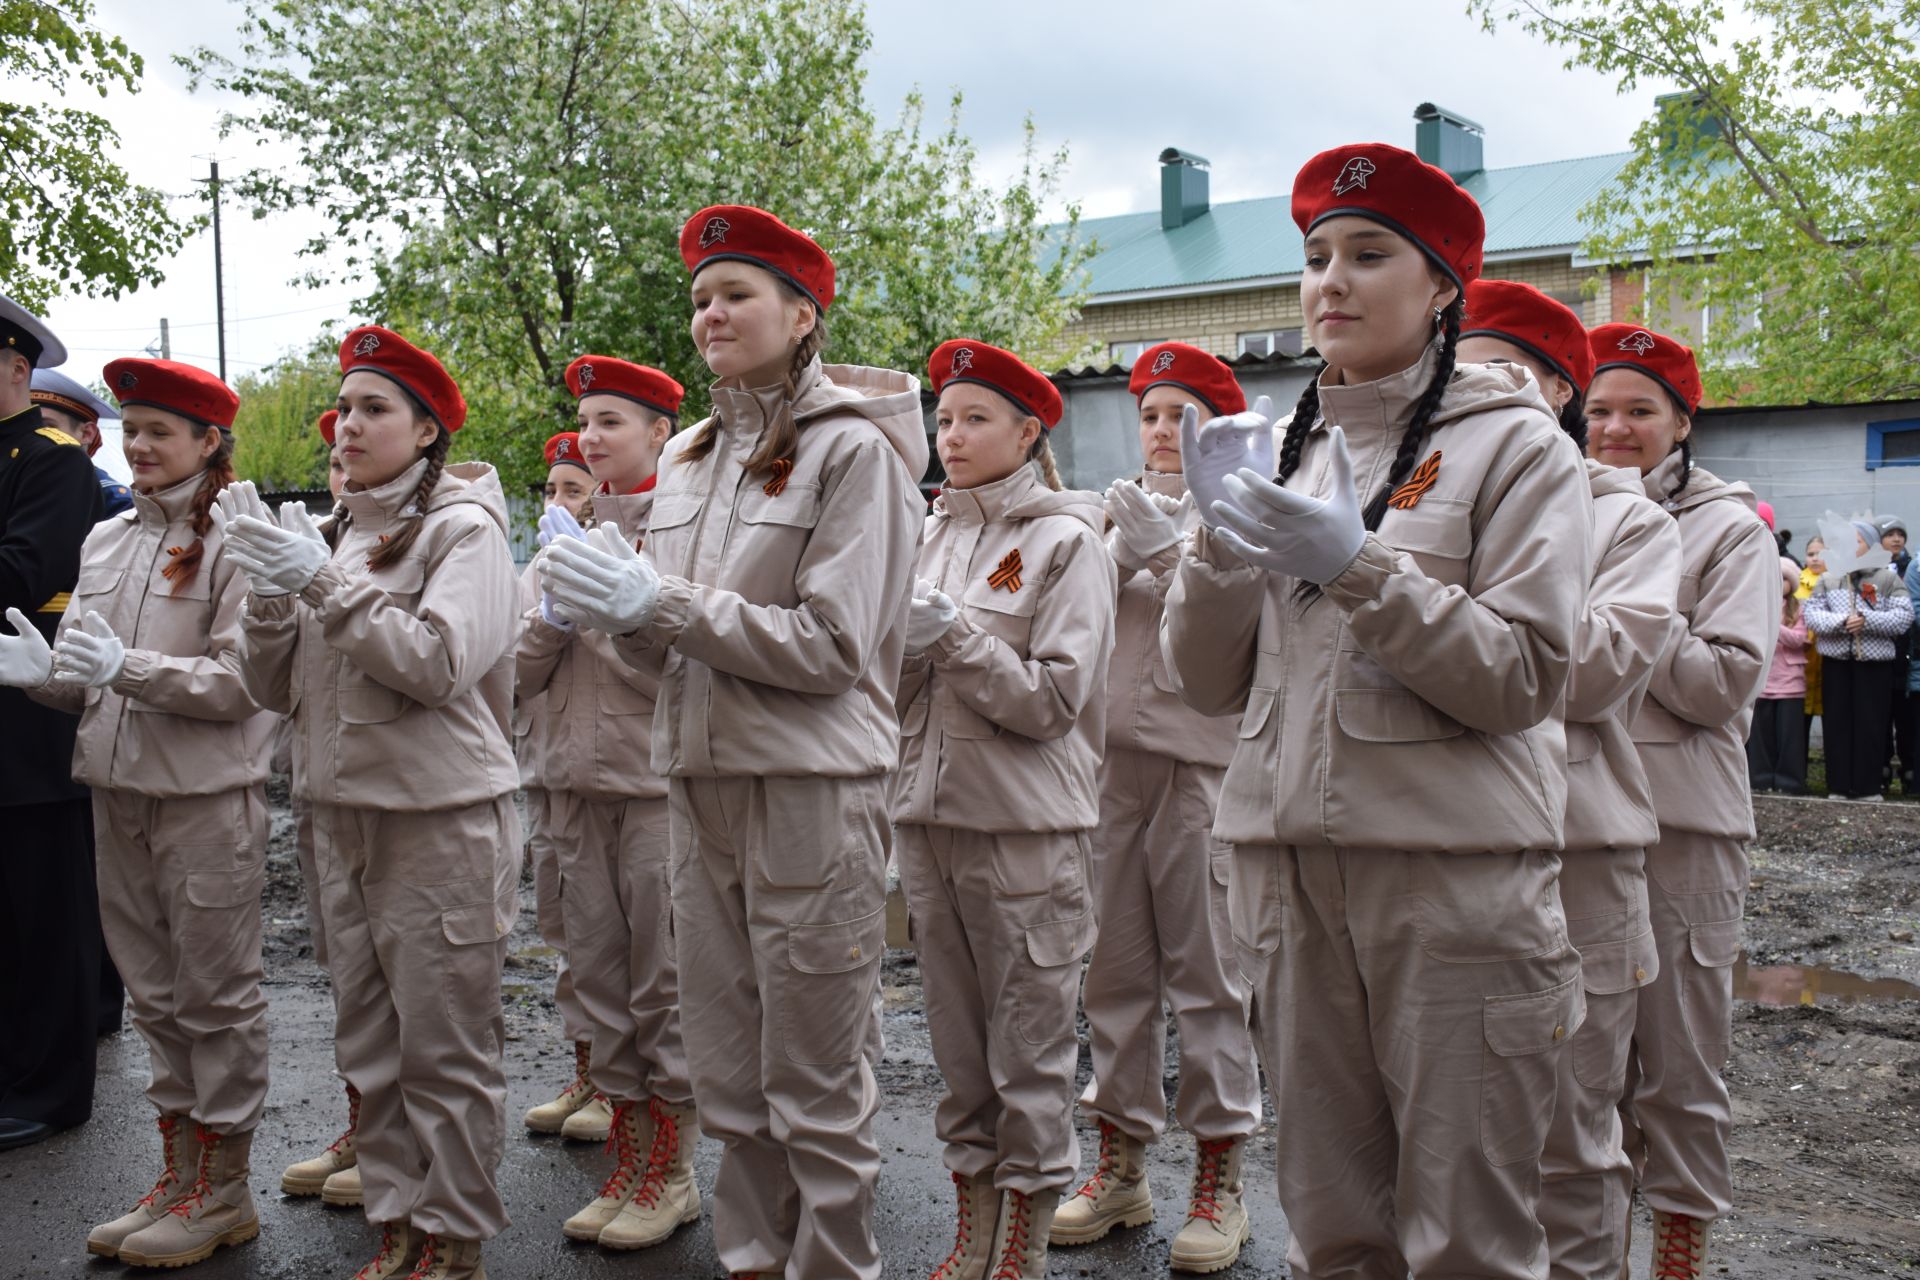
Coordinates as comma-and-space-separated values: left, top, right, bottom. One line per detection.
537, 504, 587, 549
0, 607, 53, 687
1105, 481, 1182, 571
210, 478, 274, 536
538, 519, 661, 635
1180, 397, 1276, 539
1209, 426, 1368, 584
51, 610, 126, 688
905, 578, 959, 653
223, 501, 331, 597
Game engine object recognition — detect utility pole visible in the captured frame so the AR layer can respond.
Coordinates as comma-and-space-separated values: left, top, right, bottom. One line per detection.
159, 317, 170, 360
208, 161, 227, 381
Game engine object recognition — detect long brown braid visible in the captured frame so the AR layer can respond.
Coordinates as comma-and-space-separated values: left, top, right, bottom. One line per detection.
162, 428, 237, 595
326, 404, 450, 571
1356, 299, 1462, 531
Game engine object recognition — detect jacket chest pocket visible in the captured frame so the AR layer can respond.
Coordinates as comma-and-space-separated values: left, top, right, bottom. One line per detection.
960, 571, 1039, 652
335, 558, 426, 724
738, 481, 821, 538
644, 492, 702, 572
1380, 498, 1473, 587
366, 556, 427, 606
71, 562, 126, 614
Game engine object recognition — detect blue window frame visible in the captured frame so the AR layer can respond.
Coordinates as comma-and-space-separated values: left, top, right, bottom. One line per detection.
1866, 418, 1920, 469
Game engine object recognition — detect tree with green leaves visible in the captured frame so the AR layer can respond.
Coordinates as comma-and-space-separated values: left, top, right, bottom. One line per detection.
0, 0, 194, 311
228, 334, 340, 491
188, 0, 1094, 495
1472, 0, 1920, 404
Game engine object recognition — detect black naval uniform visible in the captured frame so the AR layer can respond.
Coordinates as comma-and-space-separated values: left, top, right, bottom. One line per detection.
0, 404, 103, 1139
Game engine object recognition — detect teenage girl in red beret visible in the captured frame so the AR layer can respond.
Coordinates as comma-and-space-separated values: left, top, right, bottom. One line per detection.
1051, 341, 1259, 1271
892, 339, 1114, 1280
0, 360, 274, 1268
1163, 144, 1593, 1276
518, 356, 701, 1251
517, 428, 607, 1149
1584, 324, 1776, 1279
1462, 282, 1684, 1278
224, 326, 521, 1280
539, 205, 927, 1280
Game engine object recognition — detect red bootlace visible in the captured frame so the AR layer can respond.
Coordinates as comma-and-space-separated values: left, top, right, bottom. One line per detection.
404, 1234, 439, 1279
353, 1224, 399, 1280
1188, 1137, 1231, 1224
929, 1172, 977, 1280
630, 1096, 681, 1210
136, 1115, 184, 1208
595, 1100, 644, 1200
989, 1190, 1033, 1280
1071, 1119, 1120, 1202
1653, 1215, 1704, 1279
166, 1124, 219, 1218
329, 1083, 363, 1155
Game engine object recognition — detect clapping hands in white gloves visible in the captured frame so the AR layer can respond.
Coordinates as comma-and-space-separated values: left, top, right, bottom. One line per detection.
537, 519, 661, 635
51, 611, 126, 688
1104, 481, 1183, 571
0, 607, 53, 688
905, 578, 958, 653
1179, 397, 1276, 538
1208, 426, 1368, 584
535, 506, 590, 627
215, 481, 330, 596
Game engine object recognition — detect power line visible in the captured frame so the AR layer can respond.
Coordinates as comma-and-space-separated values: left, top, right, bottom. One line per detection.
54, 297, 359, 335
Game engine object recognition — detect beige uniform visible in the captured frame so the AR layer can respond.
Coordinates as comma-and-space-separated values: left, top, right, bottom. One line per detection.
1623, 453, 1776, 1223
1080, 468, 1255, 1147
609, 360, 926, 1280
31, 474, 275, 1134
516, 487, 688, 1109
237, 459, 521, 1243
892, 465, 1114, 1193
514, 560, 588, 1042
1540, 459, 1682, 1277
1163, 347, 1592, 1279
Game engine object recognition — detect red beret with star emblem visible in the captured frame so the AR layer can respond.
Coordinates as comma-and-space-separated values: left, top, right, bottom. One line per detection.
338, 325, 467, 433
544, 431, 590, 473
564, 355, 684, 418
1588, 323, 1702, 413
1463, 280, 1595, 391
317, 409, 338, 445
679, 205, 835, 312
929, 339, 1062, 430
1128, 342, 1246, 417
1291, 143, 1485, 290
103, 358, 240, 430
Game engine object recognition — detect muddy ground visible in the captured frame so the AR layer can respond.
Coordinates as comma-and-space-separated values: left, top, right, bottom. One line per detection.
3, 781, 1917, 1277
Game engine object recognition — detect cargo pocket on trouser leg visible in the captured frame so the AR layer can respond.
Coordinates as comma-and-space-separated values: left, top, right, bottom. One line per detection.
1017, 912, 1097, 1046
180, 862, 266, 979
1228, 844, 1284, 986
1683, 916, 1741, 1069
781, 908, 886, 1065
442, 902, 509, 1024
1481, 975, 1587, 1166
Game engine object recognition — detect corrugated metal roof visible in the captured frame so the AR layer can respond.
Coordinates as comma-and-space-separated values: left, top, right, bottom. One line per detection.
1063, 151, 1631, 297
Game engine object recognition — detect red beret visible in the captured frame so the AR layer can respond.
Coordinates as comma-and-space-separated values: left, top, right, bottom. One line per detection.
318, 409, 338, 445
929, 339, 1062, 430
565, 355, 684, 418
339, 325, 467, 433
680, 205, 835, 312
1129, 342, 1247, 417
1588, 323, 1702, 413
544, 431, 590, 473
1462, 280, 1595, 391
103, 358, 239, 430
1292, 143, 1484, 290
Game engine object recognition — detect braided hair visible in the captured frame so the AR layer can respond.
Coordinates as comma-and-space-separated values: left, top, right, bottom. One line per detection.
1028, 432, 1063, 491
1557, 396, 1589, 452
325, 384, 449, 571
161, 427, 237, 595
1355, 299, 1463, 531
1669, 433, 1694, 503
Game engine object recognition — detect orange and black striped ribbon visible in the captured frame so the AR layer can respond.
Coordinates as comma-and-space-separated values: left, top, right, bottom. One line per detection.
1387, 450, 1442, 510
988, 548, 1023, 593
763, 457, 794, 497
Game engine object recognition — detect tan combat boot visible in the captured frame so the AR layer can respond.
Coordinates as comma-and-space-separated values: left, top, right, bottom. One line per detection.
352, 1221, 422, 1280
599, 1097, 701, 1249
323, 1162, 364, 1207
560, 1098, 651, 1241
1049, 1118, 1152, 1245
404, 1233, 486, 1280
86, 1113, 201, 1258
1170, 1136, 1252, 1273
1651, 1210, 1711, 1279
560, 1092, 614, 1143
283, 1082, 361, 1195
928, 1171, 999, 1280
524, 1041, 595, 1133
117, 1125, 259, 1267
985, 1188, 1060, 1280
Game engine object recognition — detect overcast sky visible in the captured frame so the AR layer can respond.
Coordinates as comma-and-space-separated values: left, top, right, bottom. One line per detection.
38, 0, 1678, 405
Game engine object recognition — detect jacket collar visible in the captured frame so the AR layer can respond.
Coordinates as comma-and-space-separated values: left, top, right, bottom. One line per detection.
591, 487, 654, 539
340, 458, 428, 533
938, 462, 1041, 526
1140, 468, 1187, 500
1315, 338, 1443, 443
131, 471, 205, 527
708, 358, 821, 445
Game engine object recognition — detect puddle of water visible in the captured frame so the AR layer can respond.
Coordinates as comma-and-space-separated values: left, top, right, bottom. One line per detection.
1734, 956, 1920, 1006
